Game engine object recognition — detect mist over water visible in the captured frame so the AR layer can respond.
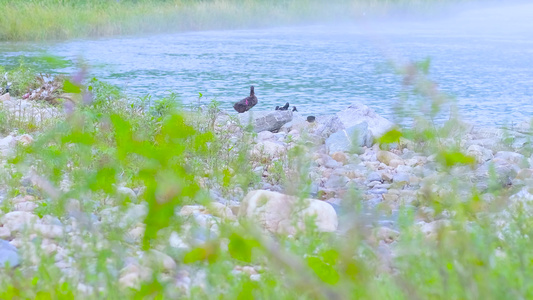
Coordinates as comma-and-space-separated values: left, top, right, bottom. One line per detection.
1, 1, 532, 127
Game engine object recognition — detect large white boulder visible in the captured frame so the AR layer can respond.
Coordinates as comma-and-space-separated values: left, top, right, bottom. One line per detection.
325, 122, 373, 152
238, 190, 338, 234
336, 102, 395, 138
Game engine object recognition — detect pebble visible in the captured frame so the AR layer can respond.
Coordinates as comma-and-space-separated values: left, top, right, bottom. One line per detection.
331, 152, 348, 164
368, 188, 388, 195
393, 172, 410, 184
389, 159, 405, 168
367, 172, 382, 183
324, 174, 349, 189
377, 151, 401, 165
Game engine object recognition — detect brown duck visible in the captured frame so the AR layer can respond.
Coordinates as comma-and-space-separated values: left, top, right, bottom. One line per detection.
233, 86, 258, 113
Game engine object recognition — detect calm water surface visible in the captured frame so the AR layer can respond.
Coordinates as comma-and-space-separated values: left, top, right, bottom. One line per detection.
1, 2, 532, 126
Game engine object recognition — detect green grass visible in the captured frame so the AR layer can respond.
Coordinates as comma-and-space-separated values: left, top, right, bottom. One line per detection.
1, 0, 470, 41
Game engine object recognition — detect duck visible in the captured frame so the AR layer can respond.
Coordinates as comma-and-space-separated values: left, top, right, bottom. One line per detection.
233, 86, 258, 113
278, 102, 290, 111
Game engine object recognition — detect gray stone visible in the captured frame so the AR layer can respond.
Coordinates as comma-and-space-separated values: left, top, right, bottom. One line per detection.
324, 157, 341, 169
336, 102, 395, 137
474, 161, 519, 190
256, 131, 274, 141
368, 188, 388, 195
324, 175, 349, 189
393, 172, 410, 184
325, 122, 373, 153
367, 172, 382, 183
0, 239, 19, 268
466, 145, 493, 164
494, 151, 525, 166
239, 111, 293, 133
311, 115, 344, 139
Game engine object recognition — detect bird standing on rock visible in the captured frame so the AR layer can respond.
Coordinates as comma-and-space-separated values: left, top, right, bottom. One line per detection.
233, 86, 258, 113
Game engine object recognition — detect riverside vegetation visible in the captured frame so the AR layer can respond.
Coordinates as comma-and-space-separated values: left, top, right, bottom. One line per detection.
0, 0, 473, 41
1, 60, 533, 299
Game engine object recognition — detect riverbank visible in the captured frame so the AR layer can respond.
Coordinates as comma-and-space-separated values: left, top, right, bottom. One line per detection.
0, 0, 471, 41
1, 83, 533, 298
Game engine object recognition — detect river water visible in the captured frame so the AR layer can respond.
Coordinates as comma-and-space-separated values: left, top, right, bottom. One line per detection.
0, 2, 532, 126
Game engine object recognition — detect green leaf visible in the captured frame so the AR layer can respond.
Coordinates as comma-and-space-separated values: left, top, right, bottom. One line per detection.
228, 233, 259, 262
237, 281, 257, 300
183, 243, 218, 264
378, 128, 402, 144
437, 150, 475, 167
306, 256, 339, 285
183, 247, 207, 264
63, 79, 81, 94
320, 249, 339, 266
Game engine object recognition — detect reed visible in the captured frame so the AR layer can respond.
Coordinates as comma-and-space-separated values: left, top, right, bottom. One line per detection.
0, 0, 468, 41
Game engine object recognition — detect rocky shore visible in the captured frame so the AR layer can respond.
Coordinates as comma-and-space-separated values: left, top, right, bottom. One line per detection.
1, 95, 532, 295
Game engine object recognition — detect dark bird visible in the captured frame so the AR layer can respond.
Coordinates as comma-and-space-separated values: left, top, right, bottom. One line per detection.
292, 106, 297, 112
307, 116, 316, 123
275, 106, 279, 110
279, 102, 289, 111
233, 86, 258, 113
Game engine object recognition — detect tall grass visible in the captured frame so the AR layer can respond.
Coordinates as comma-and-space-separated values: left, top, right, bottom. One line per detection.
0, 0, 470, 41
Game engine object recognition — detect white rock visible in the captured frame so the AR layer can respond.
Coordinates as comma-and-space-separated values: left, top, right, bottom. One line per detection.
148, 249, 177, 271
325, 123, 373, 151
250, 274, 261, 281
0, 227, 11, 239
393, 173, 410, 184
367, 172, 382, 182
128, 226, 145, 242
324, 174, 349, 189
256, 131, 274, 141
0, 93, 10, 101
0, 135, 15, 154
336, 102, 395, 137
33, 224, 64, 239
466, 145, 493, 164
1, 211, 37, 232
180, 205, 204, 216
208, 202, 236, 220
119, 272, 141, 289
252, 141, 286, 158
389, 159, 405, 168
494, 151, 525, 166
239, 190, 338, 234
169, 231, 189, 249
14, 202, 37, 212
